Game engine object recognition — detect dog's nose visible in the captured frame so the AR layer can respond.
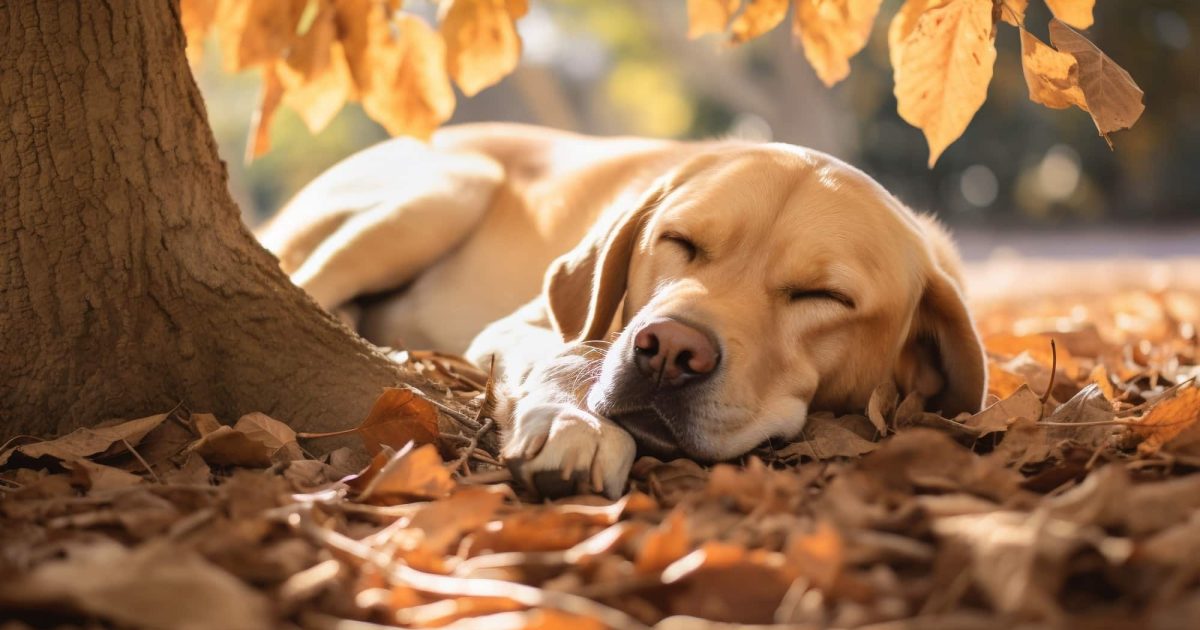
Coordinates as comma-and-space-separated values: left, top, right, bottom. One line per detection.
633, 318, 720, 387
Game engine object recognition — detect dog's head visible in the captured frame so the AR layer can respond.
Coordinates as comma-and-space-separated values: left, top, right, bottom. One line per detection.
544, 145, 986, 460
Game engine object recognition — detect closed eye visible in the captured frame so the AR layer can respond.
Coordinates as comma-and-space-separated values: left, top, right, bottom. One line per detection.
787, 288, 855, 309
659, 232, 699, 261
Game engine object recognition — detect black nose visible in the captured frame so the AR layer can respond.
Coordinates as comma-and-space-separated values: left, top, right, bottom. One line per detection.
632, 317, 720, 388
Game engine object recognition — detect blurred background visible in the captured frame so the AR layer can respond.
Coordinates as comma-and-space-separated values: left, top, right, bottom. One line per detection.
197, 0, 1199, 261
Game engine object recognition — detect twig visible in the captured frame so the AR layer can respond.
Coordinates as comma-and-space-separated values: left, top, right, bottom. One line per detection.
427, 397, 481, 431
453, 418, 496, 475
121, 438, 161, 484
1039, 339, 1058, 409
286, 507, 651, 630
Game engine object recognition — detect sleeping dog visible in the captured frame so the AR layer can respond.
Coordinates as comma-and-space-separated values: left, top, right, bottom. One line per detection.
260, 123, 986, 498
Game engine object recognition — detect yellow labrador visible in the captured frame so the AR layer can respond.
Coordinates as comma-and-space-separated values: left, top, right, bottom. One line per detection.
260, 123, 986, 498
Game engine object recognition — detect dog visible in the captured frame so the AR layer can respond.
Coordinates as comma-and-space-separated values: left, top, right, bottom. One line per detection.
259, 123, 986, 498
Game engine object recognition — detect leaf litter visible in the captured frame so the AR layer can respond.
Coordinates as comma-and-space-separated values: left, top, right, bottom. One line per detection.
2, 289, 1199, 629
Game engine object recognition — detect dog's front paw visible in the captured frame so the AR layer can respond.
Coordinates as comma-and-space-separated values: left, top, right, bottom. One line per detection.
502, 403, 636, 499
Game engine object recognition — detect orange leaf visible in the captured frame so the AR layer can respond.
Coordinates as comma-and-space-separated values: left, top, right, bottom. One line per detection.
635, 509, 691, 574
730, 0, 789, 44
180, 0, 219, 67
1020, 28, 1087, 111
1136, 387, 1200, 455
440, 0, 525, 97
350, 442, 455, 501
246, 66, 284, 161
360, 12, 456, 138
1045, 0, 1094, 30
215, 0, 307, 72
998, 0, 1028, 26
1048, 19, 1144, 145
687, 0, 739, 39
358, 387, 440, 455
793, 0, 883, 87
887, 0, 935, 69
892, 0, 997, 167
784, 521, 843, 590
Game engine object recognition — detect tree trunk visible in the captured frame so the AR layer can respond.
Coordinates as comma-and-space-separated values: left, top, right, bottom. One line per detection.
1, 0, 414, 439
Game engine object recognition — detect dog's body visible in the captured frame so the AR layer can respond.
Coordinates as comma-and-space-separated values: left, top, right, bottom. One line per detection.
261, 123, 986, 497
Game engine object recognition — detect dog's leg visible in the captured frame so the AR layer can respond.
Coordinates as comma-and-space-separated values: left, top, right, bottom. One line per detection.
468, 301, 636, 499
261, 139, 505, 310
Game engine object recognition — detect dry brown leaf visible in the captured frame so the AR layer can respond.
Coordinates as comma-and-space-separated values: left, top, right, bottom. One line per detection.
361, 12, 456, 139
234, 412, 303, 461
351, 442, 455, 501
66, 460, 145, 492
777, 412, 881, 460
987, 358, 1031, 400
1088, 364, 1118, 402
793, 0, 883, 87
405, 486, 507, 554
0, 541, 272, 629
999, 0, 1028, 26
192, 412, 222, 435
1048, 19, 1145, 144
441, 0, 524, 97
687, 0, 740, 38
186, 425, 275, 468
0, 414, 166, 467
964, 384, 1042, 435
1020, 28, 1087, 111
893, 0, 997, 167
1135, 386, 1200, 455
866, 380, 899, 435
635, 509, 691, 574
1045, 0, 1094, 29
730, 0, 789, 44
1043, 383, 1116, 448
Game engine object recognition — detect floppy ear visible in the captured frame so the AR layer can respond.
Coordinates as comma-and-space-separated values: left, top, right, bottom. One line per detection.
542, 182, 669, 343
895, 267, 988, 417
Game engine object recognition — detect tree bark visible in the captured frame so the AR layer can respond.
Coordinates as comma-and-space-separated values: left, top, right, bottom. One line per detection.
1, 0, 414, 439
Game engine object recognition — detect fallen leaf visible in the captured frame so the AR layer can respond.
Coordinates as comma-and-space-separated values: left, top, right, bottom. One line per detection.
1048, 19, 1145, 144
892, 0, 997, 166
0, 414, 166, 467
867, 380, 899, 437
350, 442, 454, 501
777, 412, 881, 460
964, 384, 1042, 435
0, 541, 272, 629
67, 460, 144, 492
1020, 28, 1087, 111
234, 412, 303, 461
440, 0, 525, 97
784, 521, 843, 590
1045, 0, 1094, 30
358, 387, 441, 455
793, 0, 884, 87
186, 425, 275, 468
1135, 386, 1200, 455
730, 0, 789, 44
405, 486, 507, 554
1044, 383, 1116, 448
636, 509, 691, 574
999, 0, 1028, 26
687, 0, 739, 39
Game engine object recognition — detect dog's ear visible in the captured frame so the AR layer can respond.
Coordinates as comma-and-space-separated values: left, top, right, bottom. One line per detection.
895, 266, 988, 418
542, 181, 670, 343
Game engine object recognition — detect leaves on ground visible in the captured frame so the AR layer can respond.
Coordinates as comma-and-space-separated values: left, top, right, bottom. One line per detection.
2, 288, 1198, 628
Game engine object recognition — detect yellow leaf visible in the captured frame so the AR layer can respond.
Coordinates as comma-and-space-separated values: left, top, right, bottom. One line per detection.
440, 0, 524, 97
1019, 28, 1087, 111
180, 0, 218, 67
215, 0, 307, 72
1136, 387, 1200, 455
635, 510, 691, 574
246, 66, 284, 161
687, 0, 739, 39
887, 0, 938, 69
1048, 19, 1144, 144
793, 0, 883, 87
334, 0, 372, 95
279, 42, 353, 133
361, 12, 456, 138
892, 0, 997, 167
1045, 0, 1094, 30
730, 0, 788, 44
998, 0, 1027, 26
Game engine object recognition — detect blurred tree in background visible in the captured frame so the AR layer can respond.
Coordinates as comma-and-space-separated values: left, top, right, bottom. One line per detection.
197, 0, 1197, 229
